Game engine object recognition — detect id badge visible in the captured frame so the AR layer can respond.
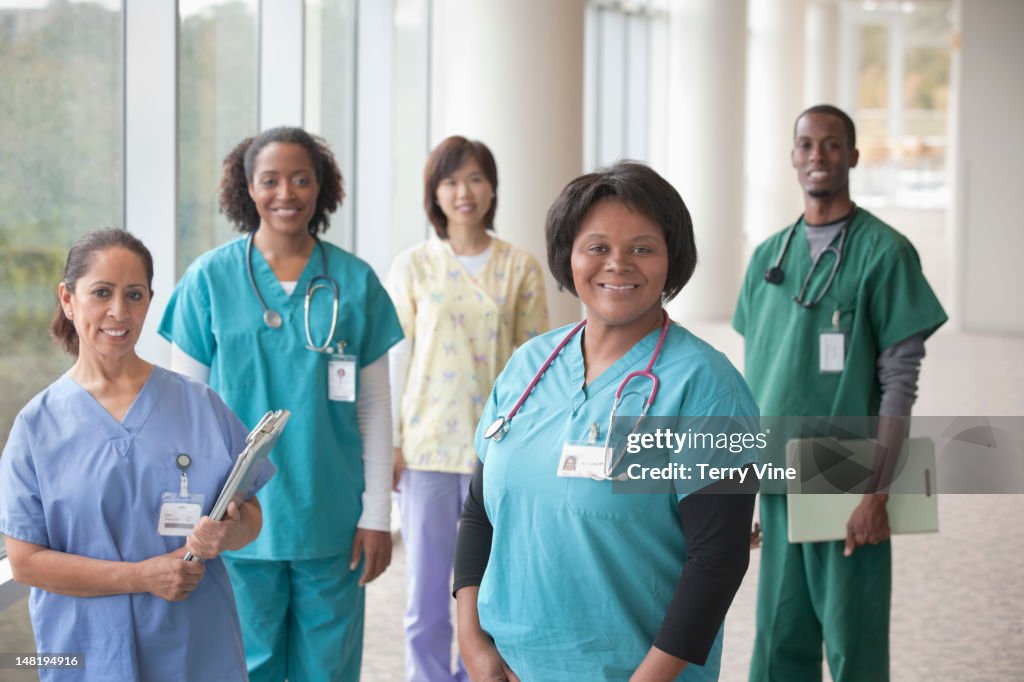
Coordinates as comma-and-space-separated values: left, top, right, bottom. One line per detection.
328, 354, 357, 402
558, 442, 609, 479
158, 491, 206, 536
819, 329, 846, 373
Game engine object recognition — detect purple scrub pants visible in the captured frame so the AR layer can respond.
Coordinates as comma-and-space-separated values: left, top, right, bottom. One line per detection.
398, 468, 472, 682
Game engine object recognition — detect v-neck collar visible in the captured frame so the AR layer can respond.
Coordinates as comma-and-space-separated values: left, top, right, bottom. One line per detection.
565, 323, 663, 407
61, 364, 167, 436
249, 237, 325, 311
438, 237, 498, 305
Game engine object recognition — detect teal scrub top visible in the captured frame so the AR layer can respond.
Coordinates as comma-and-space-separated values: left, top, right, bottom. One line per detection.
473, 319, 760, 681
159, 237, 403, 560
733, 209, 947, 417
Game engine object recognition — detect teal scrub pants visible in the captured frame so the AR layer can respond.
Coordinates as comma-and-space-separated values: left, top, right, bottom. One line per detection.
224, 555, 365, 682
750, 494, 890, 682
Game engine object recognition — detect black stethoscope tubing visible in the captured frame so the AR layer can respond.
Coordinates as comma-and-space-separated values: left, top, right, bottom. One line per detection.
763, 207, 857, 308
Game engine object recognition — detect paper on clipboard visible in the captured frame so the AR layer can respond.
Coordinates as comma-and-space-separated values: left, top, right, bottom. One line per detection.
183, 409, 290, 561
785, 437, 938, 543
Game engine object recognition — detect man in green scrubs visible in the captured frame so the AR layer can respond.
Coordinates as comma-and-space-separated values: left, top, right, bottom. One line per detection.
733, 105, 947, 681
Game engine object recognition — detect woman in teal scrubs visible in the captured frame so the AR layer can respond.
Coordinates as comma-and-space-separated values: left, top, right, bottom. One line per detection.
1, 228, 272, 681
454, 162, 760, 681
160, 127, 403, 682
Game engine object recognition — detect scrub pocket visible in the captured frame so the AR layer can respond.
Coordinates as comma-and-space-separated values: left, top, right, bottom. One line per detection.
565, 476, 656, 521
163, 442, 235, 516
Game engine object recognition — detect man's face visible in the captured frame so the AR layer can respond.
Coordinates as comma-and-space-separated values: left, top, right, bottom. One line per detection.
791, 112, 859, 199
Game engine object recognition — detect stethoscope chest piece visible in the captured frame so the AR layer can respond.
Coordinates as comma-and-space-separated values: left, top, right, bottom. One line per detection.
764, 266, 785, 285
263, 309, 283, 329
484, 416, 509, 441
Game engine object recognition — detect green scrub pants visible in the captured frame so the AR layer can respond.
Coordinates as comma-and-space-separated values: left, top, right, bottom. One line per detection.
225, 555, 365, 682
750, 494, 891, 682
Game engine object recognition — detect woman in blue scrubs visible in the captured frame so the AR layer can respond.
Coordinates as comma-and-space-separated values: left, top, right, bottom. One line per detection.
0, 228, 272, 681
453, 162, 760, 681
159, 127, 403, 682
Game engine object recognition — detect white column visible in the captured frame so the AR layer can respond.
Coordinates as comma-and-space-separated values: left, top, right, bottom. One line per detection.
431, 0, 586, 327
804, 0, 839, 105
950, 0, 1024, 334
662, 0, 748, 322
744, 0, 806, 244
260, 0, 304, 129
125, 0, 177, 367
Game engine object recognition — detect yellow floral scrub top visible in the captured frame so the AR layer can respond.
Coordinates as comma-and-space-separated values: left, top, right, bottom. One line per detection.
388, 236, 549, 473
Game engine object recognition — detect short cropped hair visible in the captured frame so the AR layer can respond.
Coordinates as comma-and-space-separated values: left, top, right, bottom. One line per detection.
423, 136, 499, 239
50, 228, 154, 356
545, 161, 697, 302
795, 104, 857, 149
220, 126, 344, 234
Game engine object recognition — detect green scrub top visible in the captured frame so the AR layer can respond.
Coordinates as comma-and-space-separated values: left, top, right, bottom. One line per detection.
159, 237, 403, 560
733, 209, 947, 417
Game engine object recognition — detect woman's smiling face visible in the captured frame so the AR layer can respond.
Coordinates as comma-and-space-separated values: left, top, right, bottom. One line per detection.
571, 197, 668, 332
59, 246, 152, 363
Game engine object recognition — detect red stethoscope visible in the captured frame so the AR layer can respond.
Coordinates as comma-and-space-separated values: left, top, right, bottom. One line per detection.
483, 309, 671, 464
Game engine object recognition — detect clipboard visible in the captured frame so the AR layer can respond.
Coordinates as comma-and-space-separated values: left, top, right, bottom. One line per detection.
183, 409, 290, 561
785, 437, 938, 543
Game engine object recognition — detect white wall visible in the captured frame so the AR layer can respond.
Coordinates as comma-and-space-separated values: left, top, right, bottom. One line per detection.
951, 0, 1024, 334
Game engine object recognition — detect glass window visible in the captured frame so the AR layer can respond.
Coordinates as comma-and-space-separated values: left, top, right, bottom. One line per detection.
392, 0, 431, 253
584, 0, 655, 170
177, 0, 258, 274
849, 2, 952, 208
0, 0, 124, 443
305, 0, 357, 251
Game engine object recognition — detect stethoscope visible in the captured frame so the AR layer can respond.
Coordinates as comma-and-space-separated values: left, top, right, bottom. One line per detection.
246, 232, 340, 353
484, 310, 671, 476
764, 207, 857, 308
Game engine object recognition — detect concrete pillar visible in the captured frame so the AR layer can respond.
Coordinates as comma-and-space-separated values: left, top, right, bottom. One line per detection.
744, 0, 807, 244
662, 0, 748, 322
430, 0, 586, 327
804, 0, 839, 105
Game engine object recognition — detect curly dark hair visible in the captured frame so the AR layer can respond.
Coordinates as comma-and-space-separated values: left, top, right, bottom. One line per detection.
423, 136, 498, 239
219, 127, 345, 234
50, 228, 154, 356
545, 161, 697, 302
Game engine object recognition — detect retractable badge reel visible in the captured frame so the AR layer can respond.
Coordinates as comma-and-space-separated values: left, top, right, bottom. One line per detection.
158, 453, 206, 537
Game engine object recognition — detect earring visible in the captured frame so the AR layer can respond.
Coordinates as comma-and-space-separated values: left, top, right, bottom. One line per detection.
65, 310, 72, 319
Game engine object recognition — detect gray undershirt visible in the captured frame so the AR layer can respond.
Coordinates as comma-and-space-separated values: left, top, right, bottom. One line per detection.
804, 218, 925, 417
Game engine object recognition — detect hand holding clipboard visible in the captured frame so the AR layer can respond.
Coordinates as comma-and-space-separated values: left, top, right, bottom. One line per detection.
184, 409, 290, 562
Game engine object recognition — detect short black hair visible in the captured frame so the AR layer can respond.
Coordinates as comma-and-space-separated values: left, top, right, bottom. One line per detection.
795, 104, 857, 149
220, 126, 344, 234
545, 161, 697, 302
423, 136, 499, 238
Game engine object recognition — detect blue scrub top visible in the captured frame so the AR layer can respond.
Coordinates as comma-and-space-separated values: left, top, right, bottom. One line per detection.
473, 319, 760, 681
0, 366, 274, 682
159, 237, 403, 559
